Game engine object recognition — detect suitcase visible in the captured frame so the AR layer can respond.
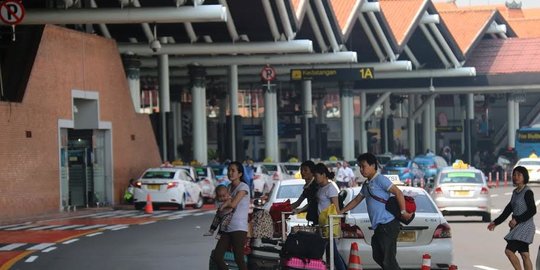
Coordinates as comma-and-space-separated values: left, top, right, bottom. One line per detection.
249, 238, 281, 269
282, 257, 326, 270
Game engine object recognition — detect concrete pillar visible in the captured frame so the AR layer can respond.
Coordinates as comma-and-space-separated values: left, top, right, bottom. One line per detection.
383, 98, 390, 153
431, 100, 437, 153
158, 45, 170, 161
465, 93, 474, 163
360, 91, 367, 154
172, 101, 182, 160
408, 94, 416, 158
122, 54, 141, 113
423, 99, 430, 153
189, 65, 208, 164
508, 96, 516, 149
229, 65, 238, 160
264, 84, 279, 162
515, 100, 520, 129
302, 80, 313, 160
340, 84, 354, 161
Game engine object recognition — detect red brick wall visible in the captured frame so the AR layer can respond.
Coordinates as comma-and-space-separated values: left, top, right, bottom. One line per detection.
0, 25, 162, 223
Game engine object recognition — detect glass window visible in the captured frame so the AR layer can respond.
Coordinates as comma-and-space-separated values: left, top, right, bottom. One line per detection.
263, 164, 278, 172
276, 185, 304, 199
387, 160, 409, 167
518, 161, 540, 166
440, 172, 483, 184
195, 167, 207, 177
142, 171, 175, 179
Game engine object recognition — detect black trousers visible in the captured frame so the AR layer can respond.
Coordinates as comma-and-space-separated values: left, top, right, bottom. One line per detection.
372, 218, 401, 270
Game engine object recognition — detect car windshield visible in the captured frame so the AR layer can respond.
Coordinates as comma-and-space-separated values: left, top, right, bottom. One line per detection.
211, 167, 224, 175
262, 164, 278, 172
351, 191, 438, 214
518, 160, 540, 166
439, 172, 483, 184
284, 165, 300, 171
276, 184, 304, 199
195, 167, 208, 177
142, 171, 175, 179
386, 160, 409, 167
376, 156, 391, 165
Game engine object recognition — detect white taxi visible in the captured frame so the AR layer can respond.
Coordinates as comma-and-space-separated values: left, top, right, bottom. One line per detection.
514, 154, 540, 183
133, 167, 204, 210
338, 186, 453, 269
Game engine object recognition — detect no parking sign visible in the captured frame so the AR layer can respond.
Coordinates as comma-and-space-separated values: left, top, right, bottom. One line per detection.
0, 0, 25, 25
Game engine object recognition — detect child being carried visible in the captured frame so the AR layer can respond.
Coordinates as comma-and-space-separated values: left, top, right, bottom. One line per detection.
203, 185, 234, 236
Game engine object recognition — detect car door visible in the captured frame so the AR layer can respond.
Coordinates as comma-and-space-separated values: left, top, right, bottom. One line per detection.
180, 171, 197, 204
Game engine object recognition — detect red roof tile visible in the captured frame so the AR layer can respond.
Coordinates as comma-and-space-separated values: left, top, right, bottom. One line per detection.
466, 38, 540, 74
509, 18, 540, 38
329, 0, 358, 34
379, 0, 426, 45
439, 10, 494, 55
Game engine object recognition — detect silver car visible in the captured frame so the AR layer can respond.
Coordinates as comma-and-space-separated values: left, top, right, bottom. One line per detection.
430, 166, 491, 222
338, 186, 453, 269
514, 157, 540, 183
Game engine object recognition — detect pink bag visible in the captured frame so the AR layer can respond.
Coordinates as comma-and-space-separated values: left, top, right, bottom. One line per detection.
282, 257, 326, 270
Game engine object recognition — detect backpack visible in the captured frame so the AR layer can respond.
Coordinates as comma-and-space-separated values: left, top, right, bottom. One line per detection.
282, 231, 327, 259
251, 209, 274, 239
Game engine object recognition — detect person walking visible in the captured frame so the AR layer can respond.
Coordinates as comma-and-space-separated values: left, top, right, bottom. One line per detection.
211, 161, 250, 270
488, 166, 536, 270
313, 163, 347, 270
339, 153, 413, 270
291, 160, 319, 225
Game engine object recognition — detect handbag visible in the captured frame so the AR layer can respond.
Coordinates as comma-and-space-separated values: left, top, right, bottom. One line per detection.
365, 182, 416, 225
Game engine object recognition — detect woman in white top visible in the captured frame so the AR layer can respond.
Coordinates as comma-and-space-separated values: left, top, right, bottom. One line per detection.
313, 163, 347, 270
212, 161, 250, 270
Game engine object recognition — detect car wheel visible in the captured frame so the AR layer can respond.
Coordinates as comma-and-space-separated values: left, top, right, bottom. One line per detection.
178, 195, 186, 211
482, 213, 491, 222
194, 194, 204, 209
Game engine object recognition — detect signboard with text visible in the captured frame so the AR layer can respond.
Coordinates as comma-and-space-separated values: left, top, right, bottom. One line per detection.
290, 68, 374, 81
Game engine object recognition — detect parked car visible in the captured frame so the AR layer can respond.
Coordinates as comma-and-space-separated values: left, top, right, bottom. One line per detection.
194, 166, 217, 203
381, 158, 425, 186
413, 154, 448, 182
259, 162, 290, 181
282, 162, 302, 179
263, 179, 308, 234
430, 162, 491, 222
514, 156, 540, 183
338, 186, 453, 269
252, 163, 273, 197
375, 153, 393, 168
133, 167, 204, 210
209, 164, 230, 186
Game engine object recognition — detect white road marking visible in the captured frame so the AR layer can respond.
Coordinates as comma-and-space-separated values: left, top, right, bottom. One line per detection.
536, 230, 540, 234
42, 247, 57, 253
490, 194, 498, 197
167, 215, 185, 220
25, 256, 38, 263
0, 243, 26, 251
28, 225, 63, 231
474, 265, 499, 270
62, 239, 79, 244
52, 225, 85, 230
153, 212, 177, 218
27, 243, 55, 250
75, 224, 107, 230
5, 224, 41, 231
102, 225, 128, 230
111, 226, 129, 231
193, 212, 206, 216
0, 222, 30, 230
536, 200, 540, 206
504, 192, 512, 196
86, 232, 103, 237
491, 209, 501, 214
140, 221, 156, 225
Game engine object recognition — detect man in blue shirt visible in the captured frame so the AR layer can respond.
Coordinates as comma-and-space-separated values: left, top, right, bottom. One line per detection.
340, 153, 413, 269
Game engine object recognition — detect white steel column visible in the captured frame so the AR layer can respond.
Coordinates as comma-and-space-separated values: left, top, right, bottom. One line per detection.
508, 97, 516, 149
302, 80, 313, 160
158, 44, 170, 161
360, 92, 367, 154
264, 84, 279, 162
229, 65, 238, 160
431, 100, 437, 153
341, 85, 354, 161
190, 65, 208, 164
408, 95, 416, 158
423, 99, 431, 153
383, 98, 390, 153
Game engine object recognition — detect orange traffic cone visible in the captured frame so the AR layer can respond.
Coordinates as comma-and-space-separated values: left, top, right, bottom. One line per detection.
144, 193, 154, 214
348, 242, 362, 270
421, 253, 431, 270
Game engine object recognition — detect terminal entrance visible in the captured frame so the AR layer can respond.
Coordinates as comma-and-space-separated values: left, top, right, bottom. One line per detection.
67, 129, 93, 207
